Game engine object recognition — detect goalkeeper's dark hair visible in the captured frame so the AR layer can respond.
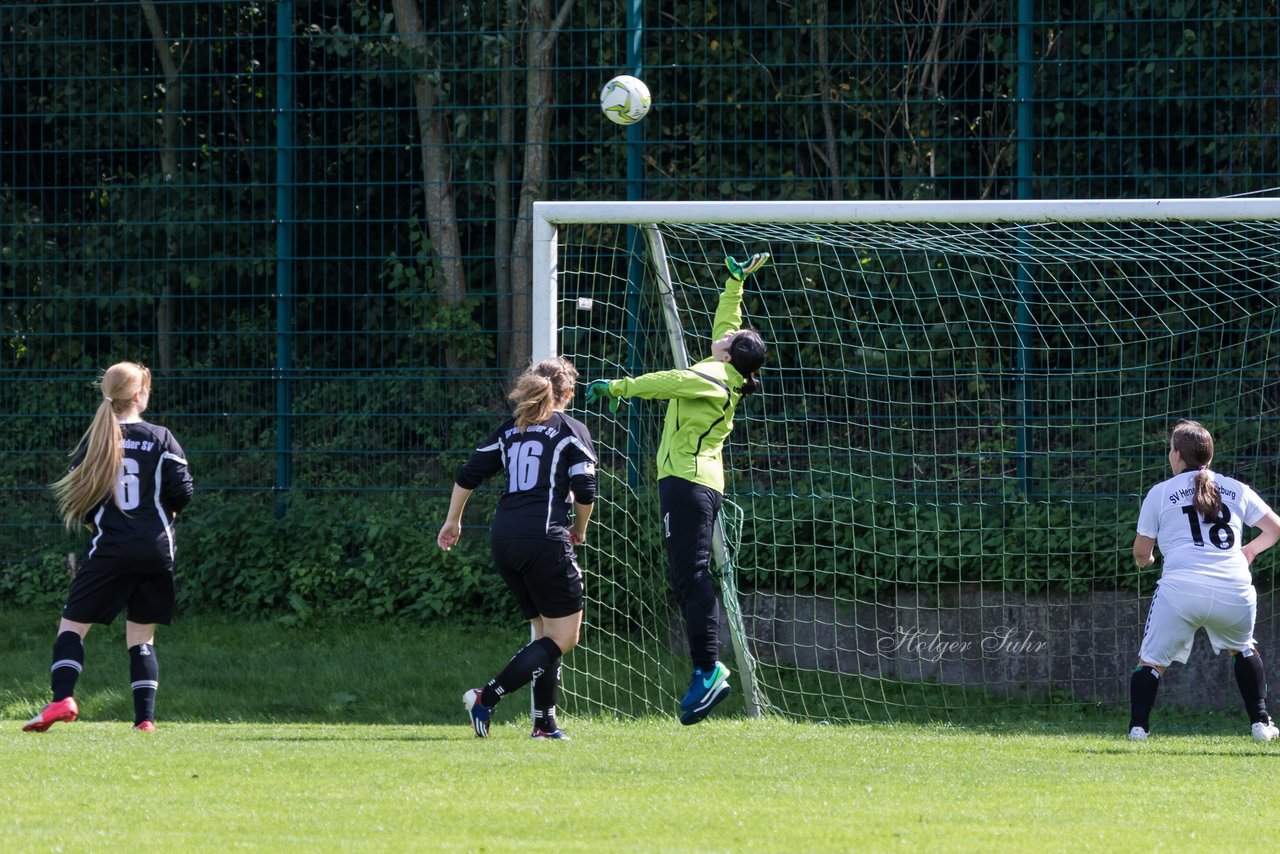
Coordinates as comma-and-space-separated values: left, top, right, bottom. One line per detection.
511, 357, 579, 430
1170, 419, 1220, 520
728, 329, 767, 396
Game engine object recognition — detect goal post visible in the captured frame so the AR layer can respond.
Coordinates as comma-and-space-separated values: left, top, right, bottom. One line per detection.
533, 198, 1280, 723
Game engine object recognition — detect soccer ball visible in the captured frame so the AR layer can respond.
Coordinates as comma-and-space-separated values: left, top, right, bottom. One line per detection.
600, 75, 651, 126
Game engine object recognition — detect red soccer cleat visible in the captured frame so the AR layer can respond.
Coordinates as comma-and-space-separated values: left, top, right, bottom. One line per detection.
22, 697, 79, 733
134, 720, 157, 732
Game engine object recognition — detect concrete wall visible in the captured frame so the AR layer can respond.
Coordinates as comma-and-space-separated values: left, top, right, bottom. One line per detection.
737, 586, 1279, 713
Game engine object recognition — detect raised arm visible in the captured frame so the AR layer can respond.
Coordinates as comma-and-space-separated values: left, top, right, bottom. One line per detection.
583, 253, 769, 410
608, 368, 731, 401
712, 253, 769, 339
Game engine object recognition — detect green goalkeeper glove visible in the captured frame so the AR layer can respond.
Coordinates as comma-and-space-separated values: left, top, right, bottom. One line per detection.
584, 379, 622, 413
725, 252, 770, 281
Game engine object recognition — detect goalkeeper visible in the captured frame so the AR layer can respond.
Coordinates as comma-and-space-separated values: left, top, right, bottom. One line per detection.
585, 253, 769, 725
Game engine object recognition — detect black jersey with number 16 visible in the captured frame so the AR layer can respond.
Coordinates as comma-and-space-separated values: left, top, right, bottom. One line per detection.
71, 421, 194, 572
455, 411, 597, 542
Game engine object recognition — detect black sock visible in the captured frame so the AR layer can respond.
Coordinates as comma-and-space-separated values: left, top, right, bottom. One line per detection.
1234, 648, 1270, 725
51, 631, 84, 702
481, 637, 561, 709
1129, 665, 1160, 731
532, 657, 563, 732
129, 643, 159, 725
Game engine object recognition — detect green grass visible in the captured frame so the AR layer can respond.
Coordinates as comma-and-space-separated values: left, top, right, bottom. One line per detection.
3, 719, 1278, 851
0, 609, 538, 727
2, 609, 1277, 851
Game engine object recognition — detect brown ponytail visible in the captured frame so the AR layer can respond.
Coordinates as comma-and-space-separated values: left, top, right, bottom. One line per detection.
1170, 419, 1220, 520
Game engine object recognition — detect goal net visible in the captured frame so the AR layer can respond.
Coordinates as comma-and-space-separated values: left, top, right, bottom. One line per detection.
533, 199, 1280, 723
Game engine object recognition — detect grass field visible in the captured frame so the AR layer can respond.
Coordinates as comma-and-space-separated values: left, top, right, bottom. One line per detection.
2, 609, 1277, 851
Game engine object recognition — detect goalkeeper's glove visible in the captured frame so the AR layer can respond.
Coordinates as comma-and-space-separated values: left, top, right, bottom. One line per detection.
584, 379, 622, 413
725, 252, 770, 281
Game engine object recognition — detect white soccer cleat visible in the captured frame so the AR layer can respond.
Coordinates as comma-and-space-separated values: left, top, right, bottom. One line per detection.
1251, 721, 1279, 741
1127, 726, 1149, 741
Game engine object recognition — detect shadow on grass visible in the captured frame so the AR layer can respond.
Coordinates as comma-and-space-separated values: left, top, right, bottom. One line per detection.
219, 729, 459, 743
1076, 744, 1280, 756
0, 607, 1258, 737
0, 608, 537, 727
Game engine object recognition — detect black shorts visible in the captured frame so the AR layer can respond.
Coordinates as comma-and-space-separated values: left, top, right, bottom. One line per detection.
658, 476, 723, 590
490, 537, 584, 620
62, 563, 176, 626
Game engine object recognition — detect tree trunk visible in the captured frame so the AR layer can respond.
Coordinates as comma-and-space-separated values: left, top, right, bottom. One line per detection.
507, 0, 574, 376
139, 0, 182, 374
812, 1, 841, 200
493, 0, 520, 371
391, 0, 467, 370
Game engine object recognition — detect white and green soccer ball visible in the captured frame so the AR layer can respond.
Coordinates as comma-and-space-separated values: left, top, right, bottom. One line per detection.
600, 75, 651, 126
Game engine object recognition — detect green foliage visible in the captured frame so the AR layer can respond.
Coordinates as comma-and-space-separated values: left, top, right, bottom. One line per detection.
176, 492, 504, 624
579, 495, 674, 634
735, 495, 1154, 599
0, 492, 512, 624
0, 549, 74, 610
4, 0, 1277, 377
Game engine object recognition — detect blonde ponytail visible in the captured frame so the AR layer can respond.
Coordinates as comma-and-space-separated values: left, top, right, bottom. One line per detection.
509, 357, 579, 430
511, 374, 555, 430
51, 362, 151, 531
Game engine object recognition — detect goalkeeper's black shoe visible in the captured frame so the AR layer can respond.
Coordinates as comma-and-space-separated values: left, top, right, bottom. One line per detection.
679, 681, 731, 726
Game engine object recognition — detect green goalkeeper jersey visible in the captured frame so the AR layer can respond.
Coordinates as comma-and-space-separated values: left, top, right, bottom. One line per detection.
606, 274, 747, 494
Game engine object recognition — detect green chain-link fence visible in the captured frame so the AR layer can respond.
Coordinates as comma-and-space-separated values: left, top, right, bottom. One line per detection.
3, 0, 1278, 615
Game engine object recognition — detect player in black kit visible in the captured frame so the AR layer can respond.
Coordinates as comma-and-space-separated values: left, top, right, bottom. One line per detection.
438, 357, 597, 739
24, 362, 193, 733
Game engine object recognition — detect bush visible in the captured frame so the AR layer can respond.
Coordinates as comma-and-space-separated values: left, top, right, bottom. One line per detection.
0, 492, 510, 626
177, 492, 507, 625
0, 489, 1163, 621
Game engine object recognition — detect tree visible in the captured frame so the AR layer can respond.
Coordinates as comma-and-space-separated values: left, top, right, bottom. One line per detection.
506, 0, 574, 376
391, 0, 468, 370
387, 0, 571, 376
139, 0, 184, 373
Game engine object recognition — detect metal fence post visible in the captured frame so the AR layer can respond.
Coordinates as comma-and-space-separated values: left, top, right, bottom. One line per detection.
274, 0, 295, 516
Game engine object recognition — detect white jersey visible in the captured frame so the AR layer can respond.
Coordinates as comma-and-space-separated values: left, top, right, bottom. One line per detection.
1136, 469, 1272, 585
